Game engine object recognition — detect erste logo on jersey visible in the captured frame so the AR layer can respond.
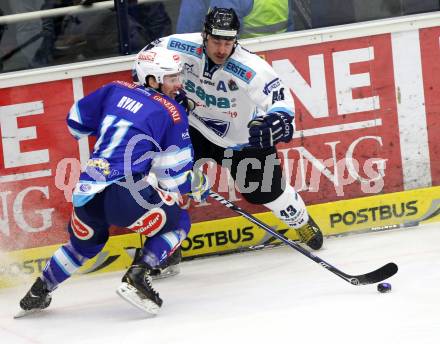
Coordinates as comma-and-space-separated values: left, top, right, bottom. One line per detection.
224, 59, 255, 84
127, 208, 166, 237
168, 38, 203, 59
152, 94, 181, 123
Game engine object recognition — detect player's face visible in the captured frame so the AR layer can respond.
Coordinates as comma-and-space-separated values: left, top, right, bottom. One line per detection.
161, 73, 183, 99
205, 36, 235, 64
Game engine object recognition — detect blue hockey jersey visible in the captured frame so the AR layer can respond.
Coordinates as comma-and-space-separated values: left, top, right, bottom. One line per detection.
67, 81, 194, 207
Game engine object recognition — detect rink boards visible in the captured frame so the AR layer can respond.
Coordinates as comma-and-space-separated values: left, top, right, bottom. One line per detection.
1, 13, 440, 288
1, 186, 439, 288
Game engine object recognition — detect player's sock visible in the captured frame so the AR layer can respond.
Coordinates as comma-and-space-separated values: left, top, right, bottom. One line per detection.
150, 246, 182, 280
263, 184, 324, 250
41, 241, 98, 290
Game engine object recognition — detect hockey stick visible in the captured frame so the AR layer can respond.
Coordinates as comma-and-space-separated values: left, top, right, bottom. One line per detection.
209, 190, 398, 286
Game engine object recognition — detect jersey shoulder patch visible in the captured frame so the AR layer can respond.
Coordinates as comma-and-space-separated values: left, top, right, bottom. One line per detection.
151, 94, 182, 124
167, 38, 203, 59
223, 58, 256, 84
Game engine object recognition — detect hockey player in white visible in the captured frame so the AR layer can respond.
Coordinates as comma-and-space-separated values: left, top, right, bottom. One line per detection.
137, 7, 323, 276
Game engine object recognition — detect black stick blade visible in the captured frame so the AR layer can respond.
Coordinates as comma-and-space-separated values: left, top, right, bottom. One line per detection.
350, 262, 398, 285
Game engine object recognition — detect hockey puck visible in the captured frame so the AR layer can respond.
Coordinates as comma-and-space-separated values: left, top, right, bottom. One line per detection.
377, 282, 392, 293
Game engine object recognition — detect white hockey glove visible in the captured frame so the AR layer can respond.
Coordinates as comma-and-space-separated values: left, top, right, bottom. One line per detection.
248, 111, 294, 148
186, 170, 210, 203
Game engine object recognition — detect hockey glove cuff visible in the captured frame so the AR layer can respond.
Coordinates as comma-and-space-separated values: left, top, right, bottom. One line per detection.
248, 111, 294, 148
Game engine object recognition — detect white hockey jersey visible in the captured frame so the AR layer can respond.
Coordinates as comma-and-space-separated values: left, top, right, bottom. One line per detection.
148, 33, 295, 148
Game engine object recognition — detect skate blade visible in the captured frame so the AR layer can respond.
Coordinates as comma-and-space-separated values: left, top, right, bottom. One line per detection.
116, 283, 160, 316
152, 266, 180, 280
14, 308, 43, 319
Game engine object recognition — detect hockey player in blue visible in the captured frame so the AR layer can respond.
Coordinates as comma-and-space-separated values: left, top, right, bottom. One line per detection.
16, 46, 210, 318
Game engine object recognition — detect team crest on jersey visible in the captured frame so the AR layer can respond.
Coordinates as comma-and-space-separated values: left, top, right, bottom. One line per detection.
193, 113, 230, 137
86, 158, 111, 177
182, 129, 190, 140
152, 94, 181, 123
228, 79, 239, 91
184, 63, 198, 78
224, 59, 255, 84
168, 38, 203, 59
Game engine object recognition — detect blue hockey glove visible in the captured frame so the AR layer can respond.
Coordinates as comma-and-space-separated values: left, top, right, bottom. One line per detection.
175, 90, 195, 113
187, 170, 210, 202
248, 112, 294, 148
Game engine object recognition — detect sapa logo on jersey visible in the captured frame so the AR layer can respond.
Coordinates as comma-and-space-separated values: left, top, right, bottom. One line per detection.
71, 210, 94, 240
184, 80, 231, 108
128, 208, 166, 237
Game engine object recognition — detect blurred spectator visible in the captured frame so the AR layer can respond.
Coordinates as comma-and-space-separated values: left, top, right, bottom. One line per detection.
177, 0, 293, 38
7, 1, 45, 68
176, 0, 209, 34
291, 0, 312, 30
129, 1, 171, 42
353, 0, 440, 22
0, 7, 6, 42
0, 7, 6, 71
32, 0, 74, 67
311, 0, 440, 28
310, 0, 356, 28
54, 0, 171, 60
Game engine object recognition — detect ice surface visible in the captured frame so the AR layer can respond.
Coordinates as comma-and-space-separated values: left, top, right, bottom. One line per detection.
1, 223, 439, 344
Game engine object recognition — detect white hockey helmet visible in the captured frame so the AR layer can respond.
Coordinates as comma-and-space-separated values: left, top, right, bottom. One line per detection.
134, 46, 182, 86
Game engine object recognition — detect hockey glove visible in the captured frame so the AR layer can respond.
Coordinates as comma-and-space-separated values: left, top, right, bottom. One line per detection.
248, 112, 294, 148
175, 90, 195, 113
186, 170, 210, 203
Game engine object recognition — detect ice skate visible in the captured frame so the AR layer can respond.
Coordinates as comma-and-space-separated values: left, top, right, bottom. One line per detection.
14, 277, 52, 319
295, 217, 323, 250
116, 263, 163, 316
